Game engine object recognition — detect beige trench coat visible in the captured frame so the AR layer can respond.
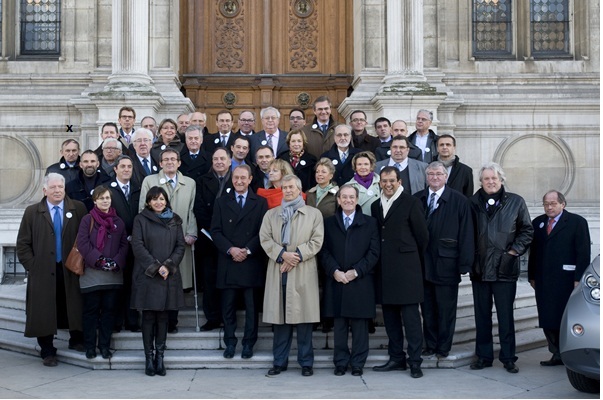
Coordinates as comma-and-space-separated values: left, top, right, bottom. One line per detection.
139, 170, 198, 289
260, 205, 324, 325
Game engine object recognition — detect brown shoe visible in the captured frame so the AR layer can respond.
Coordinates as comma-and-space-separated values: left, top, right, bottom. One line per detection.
43, 355, 58, 367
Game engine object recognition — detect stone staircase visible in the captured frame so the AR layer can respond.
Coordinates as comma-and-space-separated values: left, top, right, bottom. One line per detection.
0, 276, 546, 371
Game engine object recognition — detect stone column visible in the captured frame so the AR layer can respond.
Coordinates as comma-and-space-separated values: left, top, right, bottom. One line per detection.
108, 0, 153, 87
383, 0, 425, 83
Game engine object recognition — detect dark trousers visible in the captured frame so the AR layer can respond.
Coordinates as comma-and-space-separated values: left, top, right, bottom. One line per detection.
114, 251, 140, 330
272, 323, 314, 368
421, 281, 459, 355
472, 280, 518, 363
222, 287, 258, 348
543, 328, 561, 359
82, 289, 119, 351
333, 317, 369, 368
37, 332, 84, 359
382, 303, 423, 366
199, 235, 222, 323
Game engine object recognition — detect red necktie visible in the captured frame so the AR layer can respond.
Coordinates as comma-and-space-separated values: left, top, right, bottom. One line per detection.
547, 218, 555, 235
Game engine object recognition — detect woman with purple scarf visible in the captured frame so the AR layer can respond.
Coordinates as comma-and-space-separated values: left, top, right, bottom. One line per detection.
76, 185, 128, 360
346, 151, 381, 215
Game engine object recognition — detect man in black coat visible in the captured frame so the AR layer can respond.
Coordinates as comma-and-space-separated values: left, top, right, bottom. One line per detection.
210, 165, 268, 359
65, 150, 111, 211
408, 110, 439, 164
435, 134, 474, 197
349, 110, 380, 153
130, 129, 159, 189
45, 139, 81, 187
528, 190, 591, 366
179, 125, 210, 185
194, 148, 234, 331
107, 155, 141, 332
321, 184, 379, 377
320, 124, 360, 186
414, 162, 474, 359
371, 167, 429, 379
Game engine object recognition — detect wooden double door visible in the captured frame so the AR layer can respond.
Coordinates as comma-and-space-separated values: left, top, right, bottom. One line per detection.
179, 0, 353, 132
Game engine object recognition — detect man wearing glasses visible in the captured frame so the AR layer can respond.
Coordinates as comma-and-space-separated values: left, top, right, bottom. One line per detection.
99, 138, 123, 178
236, 110, 256, 137
118, 106, 137, 145
130, 128, 159, 188
375, 135, 427, 194
414, 161, 474, 360
250, 107, 289, 161
349, 110, 380, 153
288, 108, 306, 131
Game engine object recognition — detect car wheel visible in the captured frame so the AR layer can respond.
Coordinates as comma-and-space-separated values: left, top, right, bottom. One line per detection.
566, 368, 600, 393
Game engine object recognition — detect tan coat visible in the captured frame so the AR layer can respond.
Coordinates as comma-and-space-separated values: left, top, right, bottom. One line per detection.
139, 170, 198, 289
260, 205, 324, 324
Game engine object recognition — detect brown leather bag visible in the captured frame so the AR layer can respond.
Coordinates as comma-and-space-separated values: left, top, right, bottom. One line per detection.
64, 218, 94, 276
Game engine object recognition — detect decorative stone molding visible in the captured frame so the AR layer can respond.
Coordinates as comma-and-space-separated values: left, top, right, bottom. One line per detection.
0, 134, 43, 206
216, 0, 245, 71
289, 0, 318, 71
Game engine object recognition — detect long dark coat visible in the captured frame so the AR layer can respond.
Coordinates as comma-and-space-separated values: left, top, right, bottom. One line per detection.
16, 196, 87, 337
210, 191, 268, 288
445, 156, 474, 198
194, 169, 235, 230
107, 180, 141, 235
414, 186, 474, 285
528, 210, 591, 329
179, 148, 211, 185
321, 206, 379, 318
130, 208, 186, 311
320, 145, 360, 186
371, 192, 429, 305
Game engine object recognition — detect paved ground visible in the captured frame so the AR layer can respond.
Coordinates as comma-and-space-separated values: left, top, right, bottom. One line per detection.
0, 346, 597, 399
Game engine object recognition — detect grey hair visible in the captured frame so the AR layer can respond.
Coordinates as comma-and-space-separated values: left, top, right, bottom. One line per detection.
132, 128, 153, 142
417, 109, 433, 121
337, 183, 359, 198
281, 174, 302, 191
479, 162, 506, 184
334, 124, 352, 135
185, 125, 203, 136
260, 107, 281, 119
44, 172, 65, 189
189, 112, 207, 121
102, 137, 122, 150
426, 161, 448, 175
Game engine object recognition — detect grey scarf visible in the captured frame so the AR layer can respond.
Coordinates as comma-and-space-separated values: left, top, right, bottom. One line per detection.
280, 195, 305, 246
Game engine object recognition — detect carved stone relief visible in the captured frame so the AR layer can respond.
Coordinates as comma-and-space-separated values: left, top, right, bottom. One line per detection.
289, 0, 318, 71
216, 0, 245, 71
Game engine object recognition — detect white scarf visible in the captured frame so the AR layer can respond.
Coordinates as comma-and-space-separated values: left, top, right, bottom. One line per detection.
380, 185, 404, 218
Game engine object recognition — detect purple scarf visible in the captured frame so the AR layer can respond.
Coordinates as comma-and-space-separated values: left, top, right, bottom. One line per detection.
353, 172, 374, 189
89, 206, 118, 251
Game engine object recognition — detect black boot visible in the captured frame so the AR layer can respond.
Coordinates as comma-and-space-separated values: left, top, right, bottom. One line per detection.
142, 315, 156, 376
154, 318, 168, 376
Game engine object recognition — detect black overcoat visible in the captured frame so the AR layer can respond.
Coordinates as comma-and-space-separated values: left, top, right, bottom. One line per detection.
414, 186, 474, 285
210, 191, 269, 288
528, 210, 591, 329
130, 208, 186, 311
107, 180, 141, 235
179, 148, 211, 185
371, 192, 429, 305
445, 156, 474, 198
321, 206, 379, 318
320, 145, 360, 186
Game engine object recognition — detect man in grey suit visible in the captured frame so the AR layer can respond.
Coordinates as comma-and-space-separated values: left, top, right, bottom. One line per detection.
375, 135, 428, 194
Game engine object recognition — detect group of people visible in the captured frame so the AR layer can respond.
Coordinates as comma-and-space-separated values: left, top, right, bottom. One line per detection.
16, 99, 591, 380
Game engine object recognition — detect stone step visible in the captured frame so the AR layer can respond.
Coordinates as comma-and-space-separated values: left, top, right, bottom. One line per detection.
0, 326, 546, 371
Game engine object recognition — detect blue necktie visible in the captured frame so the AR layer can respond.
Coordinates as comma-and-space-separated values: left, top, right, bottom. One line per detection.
238, 195, 244, 209
344, 216, 351, 230
142, 158, 151, 175
52, 206, 62, 262
427, 192, 436, 218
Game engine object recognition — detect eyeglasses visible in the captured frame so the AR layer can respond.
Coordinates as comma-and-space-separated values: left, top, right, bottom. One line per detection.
426, 173, 446, 177
289, 116, 304, 121
239, 119, 255, 123
263, 116, 278, 121
133, 139, 152, 143
335, 133, 350, 137
351, 118, 366, 123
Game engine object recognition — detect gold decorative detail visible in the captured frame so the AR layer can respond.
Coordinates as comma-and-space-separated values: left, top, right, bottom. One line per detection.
293, 0, 313, 18
216, 1, 245, 71
296, 92, 311, 108
289, 0, 318, 70
223, 92, 237, 107
219, 0, 240, 18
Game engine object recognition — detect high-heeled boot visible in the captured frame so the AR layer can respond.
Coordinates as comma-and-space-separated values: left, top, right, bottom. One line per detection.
142, 319, 156, 376
154, 319, 168, 376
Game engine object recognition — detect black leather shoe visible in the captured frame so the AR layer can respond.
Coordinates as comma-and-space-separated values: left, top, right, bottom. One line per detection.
69, 343, 85, 353
241, 345, 253, 359
85, 349, 97, 359
267, 365, 287, 375
421, 349, 435, 356
334, 366, 346, 376
301, 366, 313, 376
540, 357, 563, 366
201, 321, 221, 331
223, 346, 235, 359
373, 360, 407, 372
470, 359, 493, 370
100, 348, 112, 359
436, 352, 449, 358
43, 355, 58, 367
503, 361, 519, 373
410, 365, 423, 378
351, 367, 363, 376
168, 326, 178, 334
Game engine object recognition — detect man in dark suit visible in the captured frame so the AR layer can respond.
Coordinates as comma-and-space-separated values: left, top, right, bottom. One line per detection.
320, 124, 360, 186
107, 155, 141, 332
194, 148, 234, 331
408, 110, 439, 164
203, 110, 237, 155
375, 136, 428, 195
179, 125, 210, 184
414, 162, 474, 359
235, 110, 256, 137
250, 107, 289, 161
130, 128, 159, 189
349, 110, 380, 153
210, 165, 268, 359
251, 145, 274, 192
528, 190, 591, 366
371, 167, 429, 378
118, 106, 136, 145
435, 134, 474, 197
321, 184, 380, 377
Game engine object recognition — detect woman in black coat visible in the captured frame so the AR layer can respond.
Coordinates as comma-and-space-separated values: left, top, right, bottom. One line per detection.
279, 129, 317, 191
131, 186, 185, 377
